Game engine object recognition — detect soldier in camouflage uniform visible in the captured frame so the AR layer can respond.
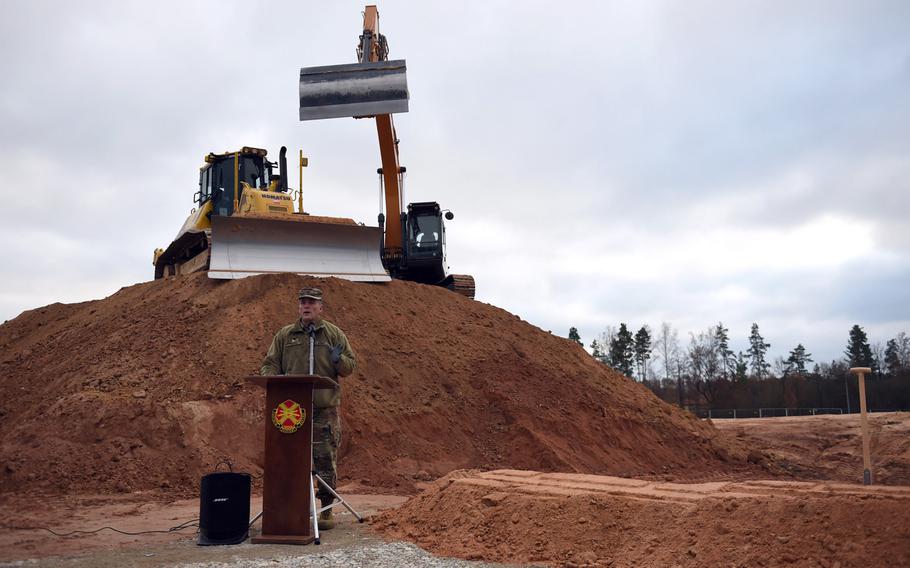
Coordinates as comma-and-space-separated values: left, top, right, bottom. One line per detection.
260, 287, 356, 530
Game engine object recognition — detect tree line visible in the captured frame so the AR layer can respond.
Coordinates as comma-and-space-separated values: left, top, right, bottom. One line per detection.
567, 324, 910, 414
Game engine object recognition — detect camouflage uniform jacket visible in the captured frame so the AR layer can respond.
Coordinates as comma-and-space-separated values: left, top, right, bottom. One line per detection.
260, 318, 356, 408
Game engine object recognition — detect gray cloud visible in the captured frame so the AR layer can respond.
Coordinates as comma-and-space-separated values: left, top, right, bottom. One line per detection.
1, 0, 908, 364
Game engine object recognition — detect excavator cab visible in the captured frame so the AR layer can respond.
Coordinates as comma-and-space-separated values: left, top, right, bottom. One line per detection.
405, 202, 474, 297
402, 202, 448, 283
392, 201, 475, 299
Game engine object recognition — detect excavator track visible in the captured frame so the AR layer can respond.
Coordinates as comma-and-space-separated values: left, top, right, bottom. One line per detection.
447, 274, 476, 300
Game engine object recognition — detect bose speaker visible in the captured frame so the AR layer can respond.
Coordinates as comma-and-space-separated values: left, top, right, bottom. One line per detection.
198, 472, 251, 545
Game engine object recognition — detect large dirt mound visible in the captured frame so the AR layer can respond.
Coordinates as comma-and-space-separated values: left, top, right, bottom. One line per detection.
0, 274, 767, 497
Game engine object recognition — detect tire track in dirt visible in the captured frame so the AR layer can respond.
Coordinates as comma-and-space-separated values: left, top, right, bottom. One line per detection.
374, 469, 910, 567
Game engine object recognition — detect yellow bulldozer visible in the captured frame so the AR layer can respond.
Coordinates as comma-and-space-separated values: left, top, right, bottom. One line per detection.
153, 5, 474, 298
152, 146, 388, 282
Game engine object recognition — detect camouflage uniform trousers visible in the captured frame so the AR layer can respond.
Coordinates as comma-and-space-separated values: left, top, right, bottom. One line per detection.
313, 406, 341, 504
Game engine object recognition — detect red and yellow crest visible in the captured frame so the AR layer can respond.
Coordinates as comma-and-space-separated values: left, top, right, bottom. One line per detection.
271, 399, 305, 434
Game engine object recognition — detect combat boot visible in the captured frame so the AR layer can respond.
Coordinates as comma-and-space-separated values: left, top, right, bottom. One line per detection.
318, 500, 335, 530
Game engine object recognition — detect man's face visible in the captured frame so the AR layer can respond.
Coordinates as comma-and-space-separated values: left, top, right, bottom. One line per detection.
298, 298, 323, 324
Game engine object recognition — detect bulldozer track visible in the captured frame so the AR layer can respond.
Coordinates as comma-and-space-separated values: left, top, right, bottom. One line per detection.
448, 274, 476, 300
155, 231, 211, 279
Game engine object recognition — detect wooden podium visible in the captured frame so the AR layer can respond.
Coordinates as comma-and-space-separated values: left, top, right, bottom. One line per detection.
245, 374, 338, 545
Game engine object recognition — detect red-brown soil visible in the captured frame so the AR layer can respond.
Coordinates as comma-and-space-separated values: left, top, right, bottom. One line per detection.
712, 412, 910, 485
373, 469, 910, 568
0, 273, 767, 500
3, 274, 909, 567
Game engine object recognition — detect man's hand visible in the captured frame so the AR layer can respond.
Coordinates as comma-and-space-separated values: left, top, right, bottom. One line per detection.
330, 344, 344, 364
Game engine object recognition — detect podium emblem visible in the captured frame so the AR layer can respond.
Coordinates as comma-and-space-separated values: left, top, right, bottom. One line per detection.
271, 399, 305, 433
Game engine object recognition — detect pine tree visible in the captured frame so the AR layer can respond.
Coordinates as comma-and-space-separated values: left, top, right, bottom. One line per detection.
884, 338, 902, 376
734, 351, 748, 382
568, 327, 583, 346
590, 339, 605, 362
714, 322, 735, 379
609, 323, 635, 377
880, 332, 909, 377
748, 323, 771, 379
633, 325, 652, 382
845, 325, 874, 368
785, 344, 813, 376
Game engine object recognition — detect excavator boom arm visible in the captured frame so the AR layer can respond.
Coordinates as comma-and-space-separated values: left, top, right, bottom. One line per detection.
376, 114, 403, 252
361, 5, 404, 256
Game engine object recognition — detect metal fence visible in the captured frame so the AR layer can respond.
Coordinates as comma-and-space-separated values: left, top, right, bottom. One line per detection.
703, 407, 844, 419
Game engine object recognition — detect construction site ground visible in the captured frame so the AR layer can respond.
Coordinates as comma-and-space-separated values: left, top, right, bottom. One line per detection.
1, 274, 908, 567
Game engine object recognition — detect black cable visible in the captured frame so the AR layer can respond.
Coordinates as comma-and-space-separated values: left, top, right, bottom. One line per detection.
29, 518, 199, 538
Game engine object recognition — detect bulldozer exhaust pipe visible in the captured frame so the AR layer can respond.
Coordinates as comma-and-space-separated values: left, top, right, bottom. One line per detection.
299, 60, 409, 121
278, 146, 288, 193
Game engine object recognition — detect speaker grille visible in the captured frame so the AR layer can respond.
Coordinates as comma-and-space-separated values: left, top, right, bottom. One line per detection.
198, 472, 251, 545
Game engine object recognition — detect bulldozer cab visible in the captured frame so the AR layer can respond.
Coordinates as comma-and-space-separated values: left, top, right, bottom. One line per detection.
197, 148, 274, 217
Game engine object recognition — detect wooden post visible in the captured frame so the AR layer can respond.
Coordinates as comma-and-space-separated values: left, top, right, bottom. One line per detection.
849, 367, 873, 485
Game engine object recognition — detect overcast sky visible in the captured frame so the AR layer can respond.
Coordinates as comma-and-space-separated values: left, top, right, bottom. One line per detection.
2, 0, 908, 365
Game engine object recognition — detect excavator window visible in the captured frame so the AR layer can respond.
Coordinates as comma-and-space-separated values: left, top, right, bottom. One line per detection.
411, 214, 441, 252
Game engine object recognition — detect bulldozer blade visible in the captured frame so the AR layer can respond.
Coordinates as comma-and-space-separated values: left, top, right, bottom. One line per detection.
208, 216, 390, 282
299, 60, 409, 121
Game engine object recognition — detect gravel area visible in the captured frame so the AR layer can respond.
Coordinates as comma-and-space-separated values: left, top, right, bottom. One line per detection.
179, 541, 522, 568
0, 527, 535, 568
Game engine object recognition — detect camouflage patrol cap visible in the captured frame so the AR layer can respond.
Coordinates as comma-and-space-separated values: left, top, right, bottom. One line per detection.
298, 287, 323, 301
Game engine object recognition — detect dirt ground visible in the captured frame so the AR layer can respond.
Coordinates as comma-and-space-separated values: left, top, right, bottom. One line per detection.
373, 469, 910, 568
712, 412, 910, 485
0, 490, 406, 566
1, 274, 908, 566
0, 273, 768, 501
2, 416, 907, 568
374, 411, 910, 566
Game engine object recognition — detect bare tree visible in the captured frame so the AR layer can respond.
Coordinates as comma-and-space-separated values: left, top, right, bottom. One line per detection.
598, 326, 617, 359
884, 332, 910, 375
897, 332, 910, 367
689, 328, 720, 406
871, 341, 886, 378
655, 322, 679, 382
772, 356, 788, 377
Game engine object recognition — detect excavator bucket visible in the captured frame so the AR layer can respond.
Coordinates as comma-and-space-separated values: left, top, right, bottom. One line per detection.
207, 216, 390, 282
299, 60, 409, 121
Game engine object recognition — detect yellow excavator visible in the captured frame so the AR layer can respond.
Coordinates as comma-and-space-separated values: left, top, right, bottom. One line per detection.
153, 5, 474, 298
